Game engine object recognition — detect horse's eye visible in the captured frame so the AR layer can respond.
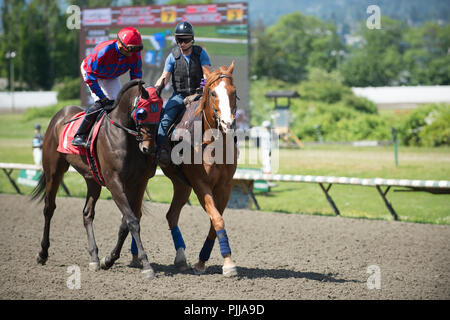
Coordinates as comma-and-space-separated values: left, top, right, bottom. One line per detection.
211, 91, 217, 98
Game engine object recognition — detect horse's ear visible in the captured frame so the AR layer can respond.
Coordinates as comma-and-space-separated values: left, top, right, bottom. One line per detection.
203, 66, 211, 79
139, 81, 149, 99
228, 60, 235, 74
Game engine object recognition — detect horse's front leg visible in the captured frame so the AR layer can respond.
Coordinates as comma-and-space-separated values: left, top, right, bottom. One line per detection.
193, 189, 237, 277
166, 174, 192, 272
101, 178, 154, 279
100, 215, 130, 269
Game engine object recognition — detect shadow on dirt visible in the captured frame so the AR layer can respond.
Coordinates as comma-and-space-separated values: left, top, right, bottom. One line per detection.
151, 263, 361, 283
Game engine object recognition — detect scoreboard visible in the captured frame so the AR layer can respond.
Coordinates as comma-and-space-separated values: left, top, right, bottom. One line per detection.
79, 2, 250, 130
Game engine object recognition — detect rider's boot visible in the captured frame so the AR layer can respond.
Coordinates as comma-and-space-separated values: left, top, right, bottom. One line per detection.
156, 139, 171, 168
72, 110, 97, 148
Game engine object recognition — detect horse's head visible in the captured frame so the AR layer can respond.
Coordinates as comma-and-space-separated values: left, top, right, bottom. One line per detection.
201, 61, 237, 134
113, 80, 162, 156
133, 82, 162, 156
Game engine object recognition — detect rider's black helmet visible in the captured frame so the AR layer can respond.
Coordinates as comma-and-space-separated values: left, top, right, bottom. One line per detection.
175, 21, 194, 38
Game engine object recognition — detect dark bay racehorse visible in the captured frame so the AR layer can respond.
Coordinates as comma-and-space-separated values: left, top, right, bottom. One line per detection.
32, 79, 159, 279
162, 62, 239, 277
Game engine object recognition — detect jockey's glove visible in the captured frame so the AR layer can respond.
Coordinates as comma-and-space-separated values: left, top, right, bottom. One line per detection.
99, 98, 114, 107
155, 84, 164, 97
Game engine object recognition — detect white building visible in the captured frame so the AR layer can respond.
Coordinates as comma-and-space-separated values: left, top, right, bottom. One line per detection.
352, 86, 450, 110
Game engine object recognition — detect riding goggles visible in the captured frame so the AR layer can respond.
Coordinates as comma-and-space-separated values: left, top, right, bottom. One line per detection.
176, 37, 193, 44
118, 37, 143, 53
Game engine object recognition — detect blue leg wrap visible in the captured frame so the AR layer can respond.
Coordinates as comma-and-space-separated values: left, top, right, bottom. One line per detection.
171, 226, 186, 250
130, 236, 138, 255
216, 229, 231, 258
199, 237, 215, 262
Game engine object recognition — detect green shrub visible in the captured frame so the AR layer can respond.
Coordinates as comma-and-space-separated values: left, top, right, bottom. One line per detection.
341, 94, 378, 114
290, 101, 356, 141
298, 80, 350, 104
399, 103, 450, 147
332, 114, 393, 141
250, 77, 449, 146
54, 77, 80, 101
289, 100, 396, 142
418, 104, 450, 147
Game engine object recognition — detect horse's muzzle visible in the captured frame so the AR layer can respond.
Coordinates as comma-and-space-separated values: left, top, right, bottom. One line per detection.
141, 145, 156, 156
219, 120, 234, 135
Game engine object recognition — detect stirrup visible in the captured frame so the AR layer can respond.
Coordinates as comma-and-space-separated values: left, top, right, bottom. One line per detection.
71, 134, 88, 148
157, 147, 170, 168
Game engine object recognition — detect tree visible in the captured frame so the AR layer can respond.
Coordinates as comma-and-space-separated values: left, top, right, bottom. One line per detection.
131, 0, 156, 5
403, 22, 450, 85
251, 12, 343, 83
71, 0, 119, 8
167, 0, 213, 4
339, 17, 407, 87
1, 0, 26, 89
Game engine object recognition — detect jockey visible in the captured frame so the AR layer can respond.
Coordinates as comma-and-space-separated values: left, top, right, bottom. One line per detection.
154, 21, 211, 167
72, 27, 143, 148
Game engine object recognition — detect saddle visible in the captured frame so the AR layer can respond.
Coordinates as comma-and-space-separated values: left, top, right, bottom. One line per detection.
57, 110, 107, 186
163, 93, 203, 187
167, 93, 203, 147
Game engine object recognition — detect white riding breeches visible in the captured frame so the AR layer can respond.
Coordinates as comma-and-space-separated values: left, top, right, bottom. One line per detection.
80, 62, 122, 103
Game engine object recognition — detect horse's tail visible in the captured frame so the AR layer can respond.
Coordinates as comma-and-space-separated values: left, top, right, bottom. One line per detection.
31, 171, 46, 203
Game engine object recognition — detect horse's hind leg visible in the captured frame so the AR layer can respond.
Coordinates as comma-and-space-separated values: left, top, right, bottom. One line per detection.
193, 220, 216, 274
37, 158, 69, 265
83, 179, 102, 271
166, 179, 192, 271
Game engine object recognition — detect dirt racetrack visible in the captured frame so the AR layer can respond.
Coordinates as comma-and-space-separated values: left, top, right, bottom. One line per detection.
0, 193, 449, 300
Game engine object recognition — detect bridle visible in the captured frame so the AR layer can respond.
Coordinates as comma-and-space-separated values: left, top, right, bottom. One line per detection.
202, 74, 238, 132
105, 94, 150, 143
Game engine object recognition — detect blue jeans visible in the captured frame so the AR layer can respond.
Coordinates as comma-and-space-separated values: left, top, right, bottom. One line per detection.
157, 93, 187, 148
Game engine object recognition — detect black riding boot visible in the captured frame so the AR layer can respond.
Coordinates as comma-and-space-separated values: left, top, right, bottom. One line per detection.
156, 139, 171, 168
72, 110, 98, 148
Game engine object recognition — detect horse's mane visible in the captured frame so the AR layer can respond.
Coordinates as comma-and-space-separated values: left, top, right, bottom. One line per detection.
111, 79, 144, 109
195, 66, 233, 115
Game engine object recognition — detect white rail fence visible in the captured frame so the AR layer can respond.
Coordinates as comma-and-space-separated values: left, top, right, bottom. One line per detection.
1, 162, 449, 221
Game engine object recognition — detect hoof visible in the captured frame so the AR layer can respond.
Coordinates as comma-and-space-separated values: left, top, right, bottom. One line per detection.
193, 263, 206, 275
128, 255, 143, 269
175, 260, 190, 272
36, 253, 47, 265
222, 265, 238, 277
89, 262, 100, 272
141, 268, 155, 279
174, 248, 190, 272
100, 256, 111, 270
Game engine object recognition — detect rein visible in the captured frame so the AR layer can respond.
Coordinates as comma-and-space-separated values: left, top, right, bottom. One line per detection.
106, 95, 146, 142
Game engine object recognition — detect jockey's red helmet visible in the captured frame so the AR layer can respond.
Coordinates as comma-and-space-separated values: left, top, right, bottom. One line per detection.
117, 27, 143, 52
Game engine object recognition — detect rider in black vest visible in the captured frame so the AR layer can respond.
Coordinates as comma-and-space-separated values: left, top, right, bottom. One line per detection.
155, 21, 211, 167
171, 45, 204, 95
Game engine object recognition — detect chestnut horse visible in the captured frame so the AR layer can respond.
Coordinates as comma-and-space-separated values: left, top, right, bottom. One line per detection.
161, 62, 238, 277
32, 80, 159, 279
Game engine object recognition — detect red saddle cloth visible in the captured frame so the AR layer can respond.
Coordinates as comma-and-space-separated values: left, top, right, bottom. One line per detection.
57, 111, 106, 186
